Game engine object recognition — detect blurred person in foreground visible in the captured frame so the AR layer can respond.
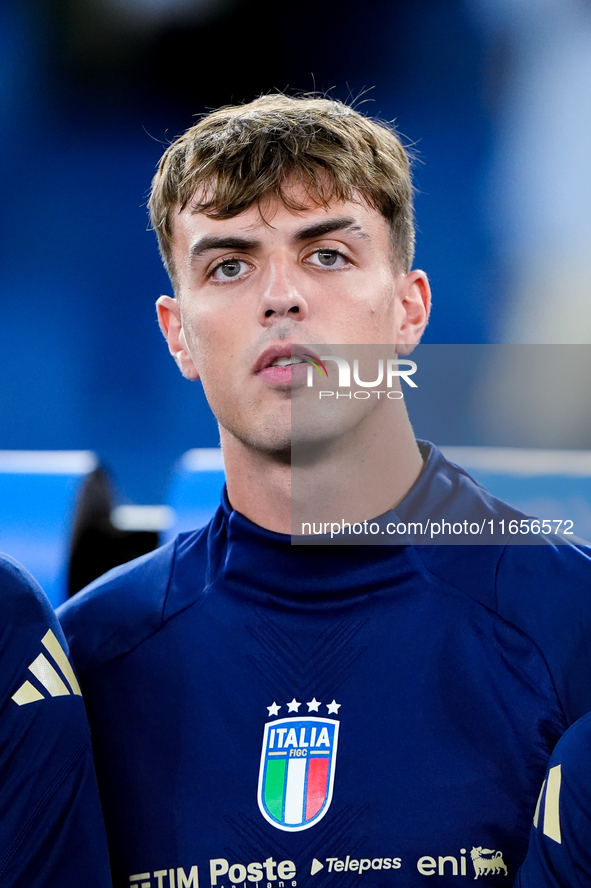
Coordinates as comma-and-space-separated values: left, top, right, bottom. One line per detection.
0, 552, 111, 886
59, 95, 591, 887
515, 712, 591, 887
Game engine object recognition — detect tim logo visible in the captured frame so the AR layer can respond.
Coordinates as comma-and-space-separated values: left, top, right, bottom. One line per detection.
258, 717, 339, 832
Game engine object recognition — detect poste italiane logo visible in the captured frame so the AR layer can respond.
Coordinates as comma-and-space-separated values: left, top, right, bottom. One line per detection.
258, 697, 340, 832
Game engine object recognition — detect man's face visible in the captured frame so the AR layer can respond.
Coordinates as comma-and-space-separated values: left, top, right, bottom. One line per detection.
157, 186, 430, 453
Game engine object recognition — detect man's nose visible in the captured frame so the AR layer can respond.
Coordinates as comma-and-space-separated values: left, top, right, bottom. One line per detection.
257, 261, 308, 323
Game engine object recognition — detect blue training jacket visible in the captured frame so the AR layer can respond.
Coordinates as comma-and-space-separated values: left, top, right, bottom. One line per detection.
59, 443, 591, 887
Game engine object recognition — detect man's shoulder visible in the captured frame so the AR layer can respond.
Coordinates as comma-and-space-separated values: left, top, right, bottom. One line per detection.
58, 525, 211, 676
416, 443, 591, 588
491, 535, 591, 655
416, 522, 591, 724
0, 551, 55, 621
413, 448, 591, 722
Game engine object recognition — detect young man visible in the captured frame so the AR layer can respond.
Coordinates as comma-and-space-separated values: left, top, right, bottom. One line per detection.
0, 553, 111, 886
59, 95, 591, 887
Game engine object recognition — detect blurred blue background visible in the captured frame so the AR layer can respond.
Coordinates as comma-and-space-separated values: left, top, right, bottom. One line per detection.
2, 0, 591, 505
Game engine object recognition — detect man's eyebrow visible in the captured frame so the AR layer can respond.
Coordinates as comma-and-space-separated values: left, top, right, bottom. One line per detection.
292, 218, 371, 242
188, 219, 369, 260
189, 236, 262, 260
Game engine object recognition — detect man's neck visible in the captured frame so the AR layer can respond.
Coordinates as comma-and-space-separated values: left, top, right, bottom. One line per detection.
221, 407, 425, 535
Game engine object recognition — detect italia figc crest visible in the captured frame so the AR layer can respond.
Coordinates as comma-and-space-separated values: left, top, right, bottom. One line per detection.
258, 697, 340, 832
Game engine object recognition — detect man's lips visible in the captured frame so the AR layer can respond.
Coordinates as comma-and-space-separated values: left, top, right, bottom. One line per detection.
254, 345, 322, 386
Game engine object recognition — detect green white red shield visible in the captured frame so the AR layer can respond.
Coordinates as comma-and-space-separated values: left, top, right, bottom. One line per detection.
257, 717, 339, 831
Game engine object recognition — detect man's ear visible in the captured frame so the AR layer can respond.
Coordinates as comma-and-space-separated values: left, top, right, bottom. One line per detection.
156, 296, 200, 380
395, 270, 431, 356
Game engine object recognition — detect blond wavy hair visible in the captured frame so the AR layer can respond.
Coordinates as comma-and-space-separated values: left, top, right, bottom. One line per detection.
149, 94, 416, 280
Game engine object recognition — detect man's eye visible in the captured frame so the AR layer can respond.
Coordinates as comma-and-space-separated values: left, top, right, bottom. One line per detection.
211, 259, 250, 280
307, 249, 348, 268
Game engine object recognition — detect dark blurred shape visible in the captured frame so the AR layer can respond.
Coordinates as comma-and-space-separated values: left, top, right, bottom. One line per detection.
52, 0, 410, 111
54, 0, 281, 108
68, 467, 159, 597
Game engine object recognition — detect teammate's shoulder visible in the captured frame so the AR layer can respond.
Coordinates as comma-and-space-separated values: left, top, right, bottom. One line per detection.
514, 710, 591, 888
58, 525, 210, 676
0, 552, 83, 710
0, 551, 54, 619
548, 710, 591, 769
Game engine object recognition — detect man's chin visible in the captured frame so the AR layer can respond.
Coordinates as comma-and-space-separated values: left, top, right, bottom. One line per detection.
221, 405, 346, 461
231, 428, 338, 464
226, 424, 292, 460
